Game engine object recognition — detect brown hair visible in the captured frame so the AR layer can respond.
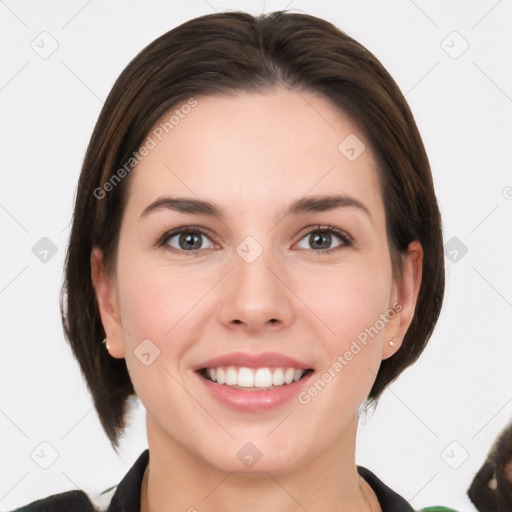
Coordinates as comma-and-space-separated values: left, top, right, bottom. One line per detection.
60, 10, 444, 451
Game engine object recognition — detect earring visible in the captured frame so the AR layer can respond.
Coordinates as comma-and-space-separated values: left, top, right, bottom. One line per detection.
102, 337, 109, 351
388, 339, 395, 347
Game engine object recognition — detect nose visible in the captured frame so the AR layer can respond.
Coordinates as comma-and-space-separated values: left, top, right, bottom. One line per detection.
217, 243, 294, 334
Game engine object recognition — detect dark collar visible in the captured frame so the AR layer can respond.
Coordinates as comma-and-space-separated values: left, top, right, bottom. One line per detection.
108, 450, 148, 511
108, 449, 413, 511
357, 465, 414, 511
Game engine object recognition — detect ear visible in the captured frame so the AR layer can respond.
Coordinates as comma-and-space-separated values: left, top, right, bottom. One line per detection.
90, 247, 125, 358
382, 240, 423, 359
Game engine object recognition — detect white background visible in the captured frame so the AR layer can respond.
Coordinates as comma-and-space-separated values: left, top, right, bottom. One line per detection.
1, 1, 511, 510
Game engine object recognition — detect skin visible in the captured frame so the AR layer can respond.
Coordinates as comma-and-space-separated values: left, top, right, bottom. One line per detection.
91, 88, 422, 512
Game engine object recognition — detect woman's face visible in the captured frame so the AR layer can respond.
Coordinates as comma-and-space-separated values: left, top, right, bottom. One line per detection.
92, 88, 421, 474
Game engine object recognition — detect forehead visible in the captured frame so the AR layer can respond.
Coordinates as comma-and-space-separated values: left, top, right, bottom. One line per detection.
125, 89, 383, 217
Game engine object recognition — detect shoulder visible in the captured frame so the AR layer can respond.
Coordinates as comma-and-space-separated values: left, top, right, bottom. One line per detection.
7, 489, 98, 512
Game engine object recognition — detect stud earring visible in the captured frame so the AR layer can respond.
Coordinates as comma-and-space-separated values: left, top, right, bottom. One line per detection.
102, 337, 109, 351
388, 339, 395, 347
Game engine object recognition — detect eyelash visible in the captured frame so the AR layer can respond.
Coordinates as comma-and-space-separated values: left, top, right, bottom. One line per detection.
155, 225, 353, 255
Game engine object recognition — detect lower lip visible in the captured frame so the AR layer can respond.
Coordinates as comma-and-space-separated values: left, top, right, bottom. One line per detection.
195, 371, 314, 412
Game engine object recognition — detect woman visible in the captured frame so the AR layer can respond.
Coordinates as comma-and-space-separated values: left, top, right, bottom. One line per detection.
12, 10, 450, 512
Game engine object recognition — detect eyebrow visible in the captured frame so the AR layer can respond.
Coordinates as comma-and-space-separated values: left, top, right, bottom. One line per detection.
140, 194, 371, 220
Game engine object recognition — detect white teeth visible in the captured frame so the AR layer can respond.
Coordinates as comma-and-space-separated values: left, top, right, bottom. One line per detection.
204, 366, 306, 389
226, 367, 238, 386
237, 367, 255, 388
254, 368, 272, 388
272, 367, 284, 385
284, 368, 295, 384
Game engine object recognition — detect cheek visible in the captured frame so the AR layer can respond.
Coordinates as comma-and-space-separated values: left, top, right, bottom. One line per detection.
118, 262, 205, 347
295, 268, 390, 417
116, 265, 207, 408
298, 261, 392, 345
294, 259, 393, 409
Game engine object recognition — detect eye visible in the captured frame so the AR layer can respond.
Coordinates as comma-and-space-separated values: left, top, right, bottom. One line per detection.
159, 227, 216, 253
156, 225, 352, 255
295, 226, 352, 253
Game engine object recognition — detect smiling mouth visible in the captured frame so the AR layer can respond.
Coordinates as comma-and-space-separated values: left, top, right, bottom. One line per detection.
197, 367, 314, 391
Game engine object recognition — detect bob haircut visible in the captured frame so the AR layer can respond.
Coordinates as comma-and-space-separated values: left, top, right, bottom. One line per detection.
60, 10, 445, 451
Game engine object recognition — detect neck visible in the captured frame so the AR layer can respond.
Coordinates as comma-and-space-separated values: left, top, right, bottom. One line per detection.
140, 414, 380, 512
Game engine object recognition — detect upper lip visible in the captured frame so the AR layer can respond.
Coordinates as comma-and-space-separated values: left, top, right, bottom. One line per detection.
193, 351, 313, 371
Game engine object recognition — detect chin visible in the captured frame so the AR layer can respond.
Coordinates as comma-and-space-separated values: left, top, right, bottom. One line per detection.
194, 434, 311, 477
206, 451, 304, 476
